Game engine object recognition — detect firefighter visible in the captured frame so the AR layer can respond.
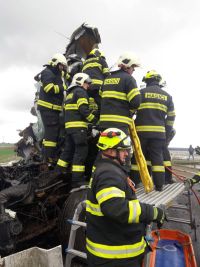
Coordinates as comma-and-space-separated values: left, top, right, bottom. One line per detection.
82, 48, 109, 109
37, 53, 67, 164
56, 73, 98, 186
132, 70, 176, 191
86, 128, 166, 267
99, 52, 141, 134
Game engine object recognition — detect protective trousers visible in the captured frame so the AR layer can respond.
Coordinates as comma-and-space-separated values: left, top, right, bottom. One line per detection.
40, 110, 60, 162
57, 129, 88, 182
131, 137, 165, 190
163, 145, 172, 183
87, 252, 144, 267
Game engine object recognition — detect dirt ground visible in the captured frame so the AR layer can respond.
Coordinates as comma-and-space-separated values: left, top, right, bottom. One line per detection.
163, 165, 200, 266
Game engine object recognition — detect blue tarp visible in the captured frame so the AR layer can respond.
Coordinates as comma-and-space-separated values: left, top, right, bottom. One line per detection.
155, 239, 186, 267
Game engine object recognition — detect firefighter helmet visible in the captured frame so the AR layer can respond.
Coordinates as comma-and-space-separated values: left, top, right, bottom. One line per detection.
142, 70, 162, 83
89, 48, 104, 58
72, 73, 92, 86
117, 52, 141, 68
50, 53, 67, 67
97, 128, 131, 151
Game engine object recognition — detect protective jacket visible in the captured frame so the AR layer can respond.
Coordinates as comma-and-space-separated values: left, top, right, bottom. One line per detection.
82, 54, 109, 90
37, 65, 66, 112
99, 69, 141, 130
64, 85, 97, 132
135, 81, 175, 139
86, 157, 156, 265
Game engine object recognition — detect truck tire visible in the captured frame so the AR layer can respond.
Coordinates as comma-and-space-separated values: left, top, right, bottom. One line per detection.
58, 188, 87, 259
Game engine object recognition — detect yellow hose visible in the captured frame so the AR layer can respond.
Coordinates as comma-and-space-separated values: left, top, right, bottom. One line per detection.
129, 121, 154, 193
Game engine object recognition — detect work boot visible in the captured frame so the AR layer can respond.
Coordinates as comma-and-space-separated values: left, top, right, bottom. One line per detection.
155, 185, 163, 192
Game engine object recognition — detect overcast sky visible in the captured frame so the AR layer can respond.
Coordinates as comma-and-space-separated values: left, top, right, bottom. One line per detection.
0, 0, 200, 147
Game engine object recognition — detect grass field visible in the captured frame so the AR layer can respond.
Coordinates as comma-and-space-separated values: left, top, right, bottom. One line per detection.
0, 146, 18, 163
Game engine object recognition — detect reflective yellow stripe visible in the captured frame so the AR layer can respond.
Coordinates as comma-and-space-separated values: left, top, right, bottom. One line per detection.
127, 88, 140, 102
44, 83, 54, 93
103, 68, 109, 74
104, 78, 120, 85
54, 85, 60, 94
146, 160, 152, 166
138, 102, 167, 112
167, 110, 176, 116
152, 165, 165, 172
72, 165, 85, 172
96, 187, 125, 205
64, 104, 78, 110
82, 62, 102, 71
86, 237, 146, 259
101, 91, 127, 101
77, 98, 88, 108
136, 125, 165, 132
166, 120, 174, 126
92, 79, 103, 85
86, 113, 95, 122
43, 140, 57, 147
153, 207, 158, 220
128, 199, 141, 223
164, 161, 171, 167
57, 159, 69, 168
65, 121, 87, 128
100, 114, 132, 125
131, 164, 139, 171
37, 100, 62, 111
86, 200, 104, 216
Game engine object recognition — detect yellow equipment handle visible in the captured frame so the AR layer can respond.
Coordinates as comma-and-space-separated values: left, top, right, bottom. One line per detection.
129, 121, 154, 193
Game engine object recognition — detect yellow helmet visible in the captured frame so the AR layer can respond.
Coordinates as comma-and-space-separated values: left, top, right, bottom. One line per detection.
97, 128, 131, 151
142, 70, 162, 83
89, 48, 105, 58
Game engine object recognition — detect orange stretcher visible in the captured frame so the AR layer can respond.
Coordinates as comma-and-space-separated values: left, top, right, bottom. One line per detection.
143, 229, 197, 267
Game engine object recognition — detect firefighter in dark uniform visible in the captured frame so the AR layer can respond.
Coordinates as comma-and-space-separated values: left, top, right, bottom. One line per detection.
86, 128, 166, 267
132, 70, 176, 191
37, 53, 67, 163
82, 48, 109, 109
99, 52, 141, 134
56, 73, 98, 186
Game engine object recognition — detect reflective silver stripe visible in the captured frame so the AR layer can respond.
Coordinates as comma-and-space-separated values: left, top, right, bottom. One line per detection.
86, 200, 104, 216
86, 237, 146, 259
128, 200, 141, 223
96, 187, 125, 205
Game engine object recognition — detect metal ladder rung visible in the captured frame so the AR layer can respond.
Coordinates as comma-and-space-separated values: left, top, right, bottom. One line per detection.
68, 219, 86, 227
66, 249, 87, 259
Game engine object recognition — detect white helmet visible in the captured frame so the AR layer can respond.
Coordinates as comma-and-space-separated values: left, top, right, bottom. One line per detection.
72, 73, 92, 86
50, 53, 67, 67
117, 52, 141, 68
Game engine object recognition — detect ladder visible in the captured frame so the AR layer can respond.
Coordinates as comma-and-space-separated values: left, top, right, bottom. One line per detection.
65, 201, 87, 267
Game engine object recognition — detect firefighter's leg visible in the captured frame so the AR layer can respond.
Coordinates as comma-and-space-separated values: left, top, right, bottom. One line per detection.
130, 137, 149, 186
56, 132, 74, 172
71, 129, 88, 183
163, 145, 173, 183
149, 139, 165, 191
40, 110, 60, 163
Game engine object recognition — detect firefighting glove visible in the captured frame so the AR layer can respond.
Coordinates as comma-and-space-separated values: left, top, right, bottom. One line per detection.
184, 173, 200, 189
153, 207, 167, 229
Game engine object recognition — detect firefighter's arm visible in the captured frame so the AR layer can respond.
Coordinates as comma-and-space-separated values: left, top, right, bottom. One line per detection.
166, 96, 176, 137
76, 90, 97, 123
125, 76, 141, 110
185, 172, 200, 188
100, 57, 110, 78
41, 70, 65, 95
96, 176, 164, 225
